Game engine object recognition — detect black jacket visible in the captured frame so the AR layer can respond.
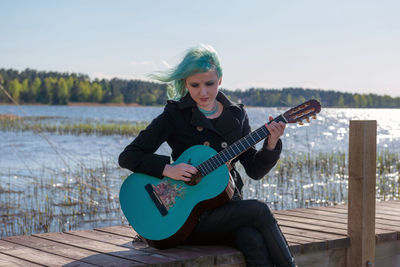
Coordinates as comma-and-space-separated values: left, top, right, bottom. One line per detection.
118, 91, 282, 198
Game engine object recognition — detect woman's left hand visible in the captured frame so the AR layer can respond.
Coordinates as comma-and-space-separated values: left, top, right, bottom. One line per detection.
265, 116, 286, 150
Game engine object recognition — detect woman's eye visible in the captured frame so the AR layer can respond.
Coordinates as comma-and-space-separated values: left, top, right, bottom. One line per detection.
190, 83, 199, 88
206, 82, 215, 86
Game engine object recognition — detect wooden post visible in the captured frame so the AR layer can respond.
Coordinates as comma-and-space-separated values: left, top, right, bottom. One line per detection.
347, 120, 377, 267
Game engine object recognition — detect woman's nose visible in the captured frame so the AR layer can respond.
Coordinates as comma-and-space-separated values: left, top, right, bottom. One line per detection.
199, 86, 207, 96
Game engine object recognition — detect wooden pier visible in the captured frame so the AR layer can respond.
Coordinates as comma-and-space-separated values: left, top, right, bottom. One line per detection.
0, 200, 399, 266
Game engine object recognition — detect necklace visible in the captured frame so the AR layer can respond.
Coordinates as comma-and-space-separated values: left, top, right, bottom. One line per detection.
198, 100, 218, 117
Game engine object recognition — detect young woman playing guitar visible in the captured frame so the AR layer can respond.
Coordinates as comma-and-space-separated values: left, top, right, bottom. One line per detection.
119, 45, 296, 267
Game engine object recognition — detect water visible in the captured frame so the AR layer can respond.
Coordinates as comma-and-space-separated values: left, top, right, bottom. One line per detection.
1, 105, 399, 237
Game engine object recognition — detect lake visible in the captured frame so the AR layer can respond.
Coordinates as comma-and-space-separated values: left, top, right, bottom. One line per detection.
1, 105, 399, 237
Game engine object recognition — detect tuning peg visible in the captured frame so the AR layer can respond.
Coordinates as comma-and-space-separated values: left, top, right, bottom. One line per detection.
298, 121, 304, 126
312, 115, 317, 120
305, 117, 310, 123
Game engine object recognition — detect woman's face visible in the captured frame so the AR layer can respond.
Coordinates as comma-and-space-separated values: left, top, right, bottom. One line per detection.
185, 70, 222, 110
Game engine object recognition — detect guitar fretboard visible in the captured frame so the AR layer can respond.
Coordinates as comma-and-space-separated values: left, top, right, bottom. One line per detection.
196, 114, 287, 176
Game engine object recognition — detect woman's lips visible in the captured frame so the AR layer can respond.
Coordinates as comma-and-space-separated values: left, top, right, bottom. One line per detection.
200, 98, 209, 102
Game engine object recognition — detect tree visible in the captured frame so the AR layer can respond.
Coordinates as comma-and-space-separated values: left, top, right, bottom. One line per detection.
55, 78, 69, 104
90, 82, 103, 102
78, 80, 90, 101
31, 77, 42, 102
8, 78, 22, 102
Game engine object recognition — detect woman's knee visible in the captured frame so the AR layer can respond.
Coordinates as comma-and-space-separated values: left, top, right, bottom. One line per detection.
244, 199, 276, 225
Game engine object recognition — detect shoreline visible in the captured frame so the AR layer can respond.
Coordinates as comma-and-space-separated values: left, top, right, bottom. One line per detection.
0, 102, 142, 107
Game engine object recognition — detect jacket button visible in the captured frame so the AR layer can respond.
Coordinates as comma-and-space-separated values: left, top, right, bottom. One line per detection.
203, 141, 210, 146
221, 142, 228, 148
196, 126, 204, 132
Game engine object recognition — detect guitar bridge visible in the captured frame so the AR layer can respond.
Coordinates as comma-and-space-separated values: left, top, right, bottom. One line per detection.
145, 184, 168, 216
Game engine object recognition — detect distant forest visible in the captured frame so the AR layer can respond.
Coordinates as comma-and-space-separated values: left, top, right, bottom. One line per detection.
1, 68, 400, 108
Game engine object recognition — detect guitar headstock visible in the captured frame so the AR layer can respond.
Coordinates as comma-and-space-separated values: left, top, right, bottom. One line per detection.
283, 99, 321, 125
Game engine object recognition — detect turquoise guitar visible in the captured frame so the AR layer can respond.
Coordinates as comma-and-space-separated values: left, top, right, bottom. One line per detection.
119, 99, 321, 249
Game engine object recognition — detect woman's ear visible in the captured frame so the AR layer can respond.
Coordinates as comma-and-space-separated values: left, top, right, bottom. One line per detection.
218, 77, 222, 86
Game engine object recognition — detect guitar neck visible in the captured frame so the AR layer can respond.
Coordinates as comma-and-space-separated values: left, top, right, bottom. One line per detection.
196, 114, 288, 176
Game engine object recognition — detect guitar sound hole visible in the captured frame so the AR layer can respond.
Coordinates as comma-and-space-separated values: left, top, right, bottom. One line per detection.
185, 171, 203, 186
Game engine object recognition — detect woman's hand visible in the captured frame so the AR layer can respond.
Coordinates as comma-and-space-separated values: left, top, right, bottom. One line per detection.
265, 116, 286, 150
162, 163, 197, 182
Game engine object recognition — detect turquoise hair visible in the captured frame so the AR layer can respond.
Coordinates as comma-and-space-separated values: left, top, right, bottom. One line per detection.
149, 45, 223, 100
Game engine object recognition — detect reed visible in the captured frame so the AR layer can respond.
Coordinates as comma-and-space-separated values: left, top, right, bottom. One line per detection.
243, 150, 398, 210
0, 116, 148, 136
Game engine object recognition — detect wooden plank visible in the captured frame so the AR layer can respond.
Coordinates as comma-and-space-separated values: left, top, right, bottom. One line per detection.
329, 204, 400, 218
284, 234, 328, 254
69, 229, 243, 264
67, 229, 135, 248
278, 208, 400, 233
0, 252, 42, 267
279, 226, 349, 251
285, 207, 348, 219
375, 205, 400, 212
312, 210, 398, 242
314, 205, 400, 222
293, 247, 347, 267
276, 209, 348, 224
375, 240, 400, 266
4, 235, 136, 267
275, 213, 347, 231
94, 225, 137, 238
379, 200, 400, 207
278, 218, 348, 235
34, 232, 173, 265
347, 120, 377, 267
176, 245, 245, 266
0, 239, 95, 267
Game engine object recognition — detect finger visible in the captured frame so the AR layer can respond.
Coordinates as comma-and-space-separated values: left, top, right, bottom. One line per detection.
269, 116, 274, 122
186, 166, 198, 174
180, 173, 192, 181
267, 123, 283, 137
267, 122, 278, 133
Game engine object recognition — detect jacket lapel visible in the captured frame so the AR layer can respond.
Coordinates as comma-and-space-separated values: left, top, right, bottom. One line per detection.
177, 92, 242, 139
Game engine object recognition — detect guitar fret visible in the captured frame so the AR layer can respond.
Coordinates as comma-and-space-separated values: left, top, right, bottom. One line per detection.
227, 148, 235, 159
220, 151, 229, 162
244, 137, 251, 147
204, 161, 212, 174
255, 130, 261, 139
215, 154, 224, 166
198, 165, 206, 176
238, 142, 245, 151
262, 127, 269, 136
210, 158, 218, 169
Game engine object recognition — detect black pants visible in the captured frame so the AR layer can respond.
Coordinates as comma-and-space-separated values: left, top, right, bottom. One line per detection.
184, 199, 296, 267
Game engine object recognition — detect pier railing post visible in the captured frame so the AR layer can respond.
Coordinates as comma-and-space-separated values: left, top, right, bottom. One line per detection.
347, 120, 377, 267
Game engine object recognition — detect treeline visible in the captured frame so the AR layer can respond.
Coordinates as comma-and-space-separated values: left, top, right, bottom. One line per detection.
0, 68, 167, 105
222, 88, 400, 108
1, 68, 400, 108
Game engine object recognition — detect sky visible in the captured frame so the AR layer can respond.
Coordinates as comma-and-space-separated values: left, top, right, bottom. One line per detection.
1, 0, 399, 96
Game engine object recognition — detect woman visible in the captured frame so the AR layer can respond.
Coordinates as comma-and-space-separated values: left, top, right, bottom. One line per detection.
119, 45, 296, 267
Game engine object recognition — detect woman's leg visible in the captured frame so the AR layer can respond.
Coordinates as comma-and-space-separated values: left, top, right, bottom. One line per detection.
234, 226, 274, 267
185, 199, 296, 267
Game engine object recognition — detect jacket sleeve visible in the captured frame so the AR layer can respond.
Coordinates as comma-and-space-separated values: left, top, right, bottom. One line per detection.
118, 108, 173, 178
238, 109, 282, 180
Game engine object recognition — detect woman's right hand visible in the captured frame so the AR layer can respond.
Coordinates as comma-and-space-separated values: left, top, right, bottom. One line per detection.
162, 163, 198, 182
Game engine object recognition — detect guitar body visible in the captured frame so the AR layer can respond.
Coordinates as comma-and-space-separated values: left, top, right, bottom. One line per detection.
119, 145, 233, 249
